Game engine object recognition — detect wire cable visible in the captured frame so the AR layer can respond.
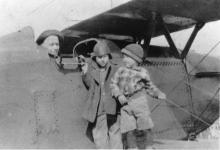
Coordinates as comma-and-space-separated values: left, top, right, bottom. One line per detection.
165, 40, 220, 97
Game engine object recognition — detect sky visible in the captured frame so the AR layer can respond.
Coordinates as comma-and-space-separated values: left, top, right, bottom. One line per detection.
0, 0, 129, 36
0, 0, 220, 57
151, 21, 220, 57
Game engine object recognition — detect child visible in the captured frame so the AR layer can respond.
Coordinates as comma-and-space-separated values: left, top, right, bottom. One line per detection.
80, 40, 122, 149
110, 43, 166, 149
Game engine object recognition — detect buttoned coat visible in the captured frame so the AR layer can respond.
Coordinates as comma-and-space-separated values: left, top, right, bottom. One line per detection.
82, 59, 118, 123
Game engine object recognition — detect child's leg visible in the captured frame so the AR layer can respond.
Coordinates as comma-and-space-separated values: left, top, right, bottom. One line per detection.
135, 129, 153, 149
108, 115, 123, 149
120, 105, 137, 149
122, 132, 128, 149
120, 105, 136, 133
92, 115, 109, 149
134, 110, 154, 149
135, 129, 147, 149
124, 129, 138, 149
146, 129, 153, 147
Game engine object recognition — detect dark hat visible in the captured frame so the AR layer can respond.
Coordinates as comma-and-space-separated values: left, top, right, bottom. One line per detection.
36, 30, 64, 45
121, 44, 144, 63
91, 40, 112, 59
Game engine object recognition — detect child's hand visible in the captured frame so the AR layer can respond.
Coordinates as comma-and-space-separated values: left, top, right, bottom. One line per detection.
81, 63, 88, 74
118, 95, 128, 105
78, 55, 88, 74
122, 105, 132, 115
158, 93, 167, 100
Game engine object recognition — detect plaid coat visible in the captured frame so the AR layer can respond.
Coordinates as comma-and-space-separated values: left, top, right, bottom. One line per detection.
110, 65, 165, 132
110, 65, 163, 101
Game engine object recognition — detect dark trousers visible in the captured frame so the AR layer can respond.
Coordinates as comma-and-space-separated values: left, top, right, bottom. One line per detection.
122, 129, 153, 149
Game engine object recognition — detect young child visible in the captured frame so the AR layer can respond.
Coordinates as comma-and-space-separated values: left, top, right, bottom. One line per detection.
80, 40, 122, 149
110, 43, 166, 149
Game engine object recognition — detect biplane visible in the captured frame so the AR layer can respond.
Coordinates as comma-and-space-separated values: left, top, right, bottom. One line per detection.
0, 0, 219, 148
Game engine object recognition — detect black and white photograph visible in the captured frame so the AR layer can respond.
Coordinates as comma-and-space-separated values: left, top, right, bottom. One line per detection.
0, 0, 219, 149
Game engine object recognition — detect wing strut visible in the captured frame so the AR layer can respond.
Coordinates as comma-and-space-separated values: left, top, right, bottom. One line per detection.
143, 11, 157, 58
181, 23, 205, 59
157, 14, 181, 58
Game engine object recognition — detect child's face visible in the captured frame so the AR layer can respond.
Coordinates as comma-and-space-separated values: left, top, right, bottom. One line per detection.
95, 54, 109, 68
122, 54, 137, 67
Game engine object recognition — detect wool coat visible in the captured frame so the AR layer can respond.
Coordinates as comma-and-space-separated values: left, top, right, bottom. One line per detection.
82, 59, 118, 123
111, 65, 165, 133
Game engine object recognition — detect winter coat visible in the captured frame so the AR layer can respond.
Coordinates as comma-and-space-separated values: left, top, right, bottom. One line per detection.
82, 59, 118, 123
110, 65, 163, 100
111, 65, 165, 133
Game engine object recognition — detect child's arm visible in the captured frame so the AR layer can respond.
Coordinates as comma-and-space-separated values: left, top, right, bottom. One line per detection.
142, 69, 166, 100
81, 62, 92, 90
82, 71, 92, 90
110, 67, 128, 105
78, 56, 92, 90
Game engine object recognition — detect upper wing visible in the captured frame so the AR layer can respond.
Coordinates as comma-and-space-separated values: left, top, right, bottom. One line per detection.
62, 0, 220, 39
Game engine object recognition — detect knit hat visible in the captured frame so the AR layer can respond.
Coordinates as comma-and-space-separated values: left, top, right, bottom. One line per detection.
121, 44, 144, 63
36, 30, 64, 45
91, 40, 112, 59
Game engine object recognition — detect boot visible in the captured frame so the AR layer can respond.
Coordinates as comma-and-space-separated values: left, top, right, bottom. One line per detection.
123, 130, 137, 149
136, 129, 154, 149
135, 129, 147, 149
145, 129, 154, 149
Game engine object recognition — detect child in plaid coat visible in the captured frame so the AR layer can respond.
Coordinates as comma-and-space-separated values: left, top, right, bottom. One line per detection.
110, 44, 166, 149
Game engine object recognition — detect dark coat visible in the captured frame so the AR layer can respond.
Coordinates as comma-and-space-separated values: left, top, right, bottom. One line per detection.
82, 59, 118, 123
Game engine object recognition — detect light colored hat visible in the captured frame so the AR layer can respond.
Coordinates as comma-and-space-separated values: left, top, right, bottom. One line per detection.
36, 30, 64, 45
122, 44, 144, 63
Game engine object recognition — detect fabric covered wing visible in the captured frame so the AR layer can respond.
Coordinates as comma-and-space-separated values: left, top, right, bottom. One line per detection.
62, 0, 220, 38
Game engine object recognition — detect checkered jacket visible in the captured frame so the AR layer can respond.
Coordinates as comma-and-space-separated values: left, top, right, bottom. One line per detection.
110, 65, 163, 101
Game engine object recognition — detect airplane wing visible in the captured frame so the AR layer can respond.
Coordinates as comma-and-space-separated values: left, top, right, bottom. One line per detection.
62, 0, 220, 39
